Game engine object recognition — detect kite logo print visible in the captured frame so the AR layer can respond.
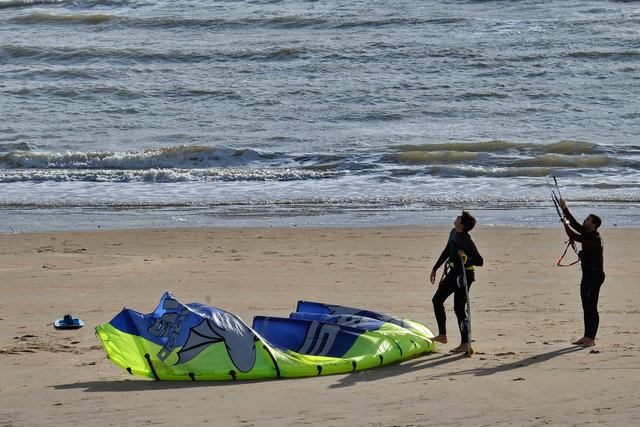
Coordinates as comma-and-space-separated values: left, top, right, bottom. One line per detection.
177, 312, 258, 372
147, 297, 189, 361
297, 321, 341, 357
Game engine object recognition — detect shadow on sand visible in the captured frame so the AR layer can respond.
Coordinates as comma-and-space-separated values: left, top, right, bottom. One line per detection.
53, 346, 585, 392
329, 345, 585, 388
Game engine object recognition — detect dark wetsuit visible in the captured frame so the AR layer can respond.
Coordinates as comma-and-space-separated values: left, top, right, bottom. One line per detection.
432, 228, 483, 343
562, 208, 605, 340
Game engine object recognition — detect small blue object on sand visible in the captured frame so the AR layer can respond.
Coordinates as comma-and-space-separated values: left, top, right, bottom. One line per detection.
54, 314, 84, 330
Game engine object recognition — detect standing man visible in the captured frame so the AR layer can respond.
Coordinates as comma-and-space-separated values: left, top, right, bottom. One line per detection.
558, 199, 605, 348
429, 211, 483, 353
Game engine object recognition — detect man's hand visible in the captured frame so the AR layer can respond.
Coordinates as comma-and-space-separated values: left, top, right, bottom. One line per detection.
429, 270, 437, 285
558, 198, 567, 210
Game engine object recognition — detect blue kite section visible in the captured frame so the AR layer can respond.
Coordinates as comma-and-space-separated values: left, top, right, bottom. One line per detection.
109, 292, 231, 350
296, 300, 413, 329
252, 315, 360, 357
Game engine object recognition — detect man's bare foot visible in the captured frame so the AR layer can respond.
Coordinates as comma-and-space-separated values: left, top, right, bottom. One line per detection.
432, 334, 447, 344
572, 337, 588, 345
580, 338, 596, 348
450, 343, 469, 353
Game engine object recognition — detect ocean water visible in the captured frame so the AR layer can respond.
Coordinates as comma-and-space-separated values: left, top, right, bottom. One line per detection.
1, 0, 639, 232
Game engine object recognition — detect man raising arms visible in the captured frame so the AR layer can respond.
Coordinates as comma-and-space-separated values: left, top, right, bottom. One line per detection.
558, 199, 605, 348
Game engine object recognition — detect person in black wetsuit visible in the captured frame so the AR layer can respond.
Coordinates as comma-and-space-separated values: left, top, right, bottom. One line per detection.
429, 211, 483, 353
558, 198, 604, 348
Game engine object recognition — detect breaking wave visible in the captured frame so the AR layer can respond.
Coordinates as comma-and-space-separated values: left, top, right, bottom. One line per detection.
1, 140, 638, 183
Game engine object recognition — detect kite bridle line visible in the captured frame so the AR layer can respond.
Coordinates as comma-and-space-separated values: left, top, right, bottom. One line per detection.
545, 175, 564, 221
536, 155, 579, 267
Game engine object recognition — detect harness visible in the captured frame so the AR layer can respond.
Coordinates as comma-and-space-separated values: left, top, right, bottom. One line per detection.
449, 261, 475, 271
439, 254, 474, 286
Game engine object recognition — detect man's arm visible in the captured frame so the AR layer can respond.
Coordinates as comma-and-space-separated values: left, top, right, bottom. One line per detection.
430, 244, 450, 284
458, 235, 483, 267
432, 245, 449, 272
559, 198, 584, 234
465, 240, 483, 267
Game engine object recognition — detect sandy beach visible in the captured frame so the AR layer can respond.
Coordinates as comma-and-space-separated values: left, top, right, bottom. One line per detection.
1, 225, 638, 426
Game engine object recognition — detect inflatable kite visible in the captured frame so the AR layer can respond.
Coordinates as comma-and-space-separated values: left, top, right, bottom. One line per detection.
95, 292, 437, 380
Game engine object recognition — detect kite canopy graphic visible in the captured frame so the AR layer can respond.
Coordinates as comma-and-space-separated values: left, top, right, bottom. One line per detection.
95, 292, 437, 380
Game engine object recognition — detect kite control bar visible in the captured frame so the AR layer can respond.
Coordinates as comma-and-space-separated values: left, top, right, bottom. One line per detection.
536, 156, 579, 266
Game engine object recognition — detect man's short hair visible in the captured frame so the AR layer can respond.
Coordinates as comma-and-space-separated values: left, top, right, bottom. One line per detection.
461, 211, 476, 232
589, 214, 602, 229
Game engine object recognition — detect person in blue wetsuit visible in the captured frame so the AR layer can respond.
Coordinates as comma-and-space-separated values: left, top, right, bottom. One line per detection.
558, 198, 604, 348
429, 211, 483, 353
